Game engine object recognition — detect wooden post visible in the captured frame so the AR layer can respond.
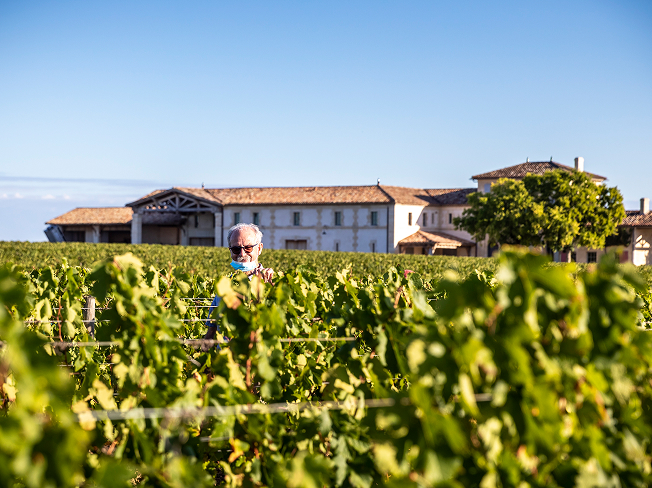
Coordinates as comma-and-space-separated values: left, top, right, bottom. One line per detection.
83, 296, 95, 338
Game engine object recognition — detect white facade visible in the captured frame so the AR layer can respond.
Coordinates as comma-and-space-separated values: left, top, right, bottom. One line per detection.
221, 204, 391, 253
115, 186, 479, 255
390, 204, 474, 254
631, 228, 652, 266
49, 159, 644, 263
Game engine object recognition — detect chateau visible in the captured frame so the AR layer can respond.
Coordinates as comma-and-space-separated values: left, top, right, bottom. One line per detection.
45, 159, 652, 265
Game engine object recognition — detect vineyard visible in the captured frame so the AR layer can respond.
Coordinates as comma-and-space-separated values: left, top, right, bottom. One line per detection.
3, 241, 652, 285
2, 247, 652, 487
0, 241, 499, 281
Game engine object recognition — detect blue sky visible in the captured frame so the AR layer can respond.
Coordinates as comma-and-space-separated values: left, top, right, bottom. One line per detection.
1, 0, 651, 241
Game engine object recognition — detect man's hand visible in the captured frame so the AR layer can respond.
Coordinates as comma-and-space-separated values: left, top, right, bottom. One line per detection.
253, 267, 274, 284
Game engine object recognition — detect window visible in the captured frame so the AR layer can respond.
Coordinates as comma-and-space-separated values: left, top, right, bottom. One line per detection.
448, 213, 452, 224
335, 242, 340, 252
371, 242, 376, 253
234, 212, 241, 225
421, 247, 427, 255
484, 183, 491, 193
371, 211, 378, 226
408, 213, 413, 225
293, 212, 301, 226
423, 213, 427, 225
189, 237, 215, 247
286, 240, 307, 250
334, 211, 342, 226
63, 230, 86, 242
253, 212, 260, 226
406, 247, 414, 254
587, 252, 597, 263
194, 214, 199, 228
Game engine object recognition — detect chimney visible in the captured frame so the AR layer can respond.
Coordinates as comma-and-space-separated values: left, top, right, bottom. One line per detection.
574, 157, 584, 172
641, 198, 650, 215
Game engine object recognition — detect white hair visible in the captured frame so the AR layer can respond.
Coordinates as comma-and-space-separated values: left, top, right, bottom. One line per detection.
227, 223, 263, 247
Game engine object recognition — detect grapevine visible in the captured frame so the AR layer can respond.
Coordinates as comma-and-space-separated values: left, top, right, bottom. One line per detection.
0, 248, 651, 487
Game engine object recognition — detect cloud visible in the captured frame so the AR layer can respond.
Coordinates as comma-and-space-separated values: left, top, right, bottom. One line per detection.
14, 193, 23, 199
0, 175, 184, 188
0, 194, 7, 199
42, 194, 56, 200
63, 195, 71, 200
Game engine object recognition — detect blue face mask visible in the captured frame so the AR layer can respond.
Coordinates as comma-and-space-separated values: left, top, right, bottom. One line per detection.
230, 260, 258, 272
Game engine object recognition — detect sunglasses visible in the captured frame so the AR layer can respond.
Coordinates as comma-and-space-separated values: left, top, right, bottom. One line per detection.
229, 243, 259, 254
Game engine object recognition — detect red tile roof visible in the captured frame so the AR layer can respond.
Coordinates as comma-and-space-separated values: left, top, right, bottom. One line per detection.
47, 207, 133, 225
127, 188, 221, 207
472, 161, 606, 181
128, 185, 477, 207
398, 230, 475, 248
377, 186, 433, 205
47, 207, 188, 226
208, 185, 392, 205
622, 210, 652, 227
175, 187, 222, 204
426, 188, 476, 205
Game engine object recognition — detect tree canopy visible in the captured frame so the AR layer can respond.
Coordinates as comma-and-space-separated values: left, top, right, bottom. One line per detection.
454, 170, 626, 252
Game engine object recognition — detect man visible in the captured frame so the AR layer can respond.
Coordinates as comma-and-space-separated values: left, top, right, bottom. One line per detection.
226, 223, 274, 283
203, 223, 274, 343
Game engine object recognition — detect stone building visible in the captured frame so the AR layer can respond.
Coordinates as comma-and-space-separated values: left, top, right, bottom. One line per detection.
46, 184, 478, 256
45, 157, 649, 264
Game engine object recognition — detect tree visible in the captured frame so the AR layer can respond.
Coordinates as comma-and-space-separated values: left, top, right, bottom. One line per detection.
523, 170, 625, 252
453, 178, 544, 247
454, 170, 626, 254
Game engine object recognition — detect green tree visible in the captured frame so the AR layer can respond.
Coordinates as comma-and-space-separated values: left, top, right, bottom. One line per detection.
455, 170, 626, 253
453, 178, 544, 247
523, 169, 625, 252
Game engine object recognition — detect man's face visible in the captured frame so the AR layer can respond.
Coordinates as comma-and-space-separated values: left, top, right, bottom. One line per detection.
229, 228, 263, 263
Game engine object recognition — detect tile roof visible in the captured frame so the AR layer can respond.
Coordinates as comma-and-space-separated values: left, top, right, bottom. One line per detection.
377, 186, 433, 205
47, 207, 187, 226
398, 230, 475, 248
127, 188, 220, 207
128, 184, 478, 208
425, 188, 477, 205
472, 161, 606, 181
622, 210, 652, 227
47, 207, 133, 225
208, 185, 392, 205
174, 187, 222, 204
